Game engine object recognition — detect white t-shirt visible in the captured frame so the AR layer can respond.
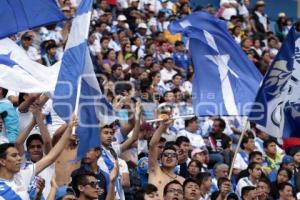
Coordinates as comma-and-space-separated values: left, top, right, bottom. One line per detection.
236, 177, 256, 197
233, 151, 249, 171
0, 164, 35, 200
178, 130, 205, 149
160, 68, 177, 83
220, 0, 238, 20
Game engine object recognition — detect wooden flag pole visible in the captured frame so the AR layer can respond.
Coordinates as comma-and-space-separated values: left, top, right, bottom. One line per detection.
228, 118, 250, 179
145, 115, 195, 123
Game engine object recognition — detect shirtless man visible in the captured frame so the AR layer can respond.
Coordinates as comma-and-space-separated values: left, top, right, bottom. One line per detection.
148, 118, 185, 198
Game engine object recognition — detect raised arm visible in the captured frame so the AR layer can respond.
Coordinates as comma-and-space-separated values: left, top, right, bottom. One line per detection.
35, 115, 77, 175
15, 118, 35, 156
120, 101, 141, 152
148, 118, 171, 172
105, 160, 119, 200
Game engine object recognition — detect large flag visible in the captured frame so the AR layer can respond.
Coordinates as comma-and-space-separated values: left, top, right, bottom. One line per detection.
0, 0, 66, 39
0, 38, 60, 93
53, 0, 114, 160
249, 25, 300, 139
168, 11, 262, 116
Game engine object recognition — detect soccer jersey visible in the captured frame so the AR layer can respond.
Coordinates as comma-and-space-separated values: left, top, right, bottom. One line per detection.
0, 164, 35, 200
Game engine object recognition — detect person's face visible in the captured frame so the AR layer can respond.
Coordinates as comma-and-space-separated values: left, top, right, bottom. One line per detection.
108, 50, 116, 60
0, 147, 22, 174
254, 40, 261, 48
294, 152, 300, 164
245, 138, 256, 151
153, 73, 161, 84
22, 37, 33, 48
266, 142, 277, 155
184, 182, 200, 200
212, 121, 223, 134
279, 185, 293, 200
257, 181, 270, 195
188, 161, 200, 177
144, 191, 160, 200
164, 92, 175, 103
179, 142, 190, 155
100, 128, 114, 146
277, 170, 289, 183
139, 71, 149, 80
189, 120, 198, 132
101, 39, 109, 49
113, 67, 122, 77
145, 57, 153, 67
202, 177, 212, 191
164, 183, 184, 200
151, 63, 161, 72
173, 76, 182, 86
216, 166, 229, 178
243, 38, 253, 48
284, 162, 295, 172
84, 149, 100, 164
28, 140, 44, 162
161, 150, 178, 168
48, 47, 57, 56
80, 176, 100, 199
193, 152, 206, 164
164, 60, 173, 70
251, 154, 263, 164
250, 165, 262, 179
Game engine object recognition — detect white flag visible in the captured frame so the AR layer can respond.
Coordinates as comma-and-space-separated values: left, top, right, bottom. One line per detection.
0, 38, 60, 93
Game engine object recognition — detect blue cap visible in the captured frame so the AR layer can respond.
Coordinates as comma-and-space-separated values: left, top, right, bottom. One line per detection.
282, 155, 294, 163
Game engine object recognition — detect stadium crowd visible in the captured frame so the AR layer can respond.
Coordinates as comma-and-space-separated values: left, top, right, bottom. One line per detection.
0, 0, 299, 199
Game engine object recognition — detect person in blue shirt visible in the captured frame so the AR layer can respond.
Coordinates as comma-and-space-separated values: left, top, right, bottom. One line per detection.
0, 87, 19, 143
172, 41, 191, 78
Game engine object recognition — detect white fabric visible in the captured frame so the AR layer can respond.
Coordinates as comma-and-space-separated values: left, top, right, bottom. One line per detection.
236, 177, 256, 197
178, 130, 205, 148
233, 152, 248, 171
0, 38, 60, 93
0, 164, 36, 200
160, 68, 177, 82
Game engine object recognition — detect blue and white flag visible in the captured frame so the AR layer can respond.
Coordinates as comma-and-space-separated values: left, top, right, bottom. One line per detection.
53, 0, 114, 160
0, 38, 60, 93
0, 0, 66, 39
168, 12, 262, 116
249, 25, 300, 138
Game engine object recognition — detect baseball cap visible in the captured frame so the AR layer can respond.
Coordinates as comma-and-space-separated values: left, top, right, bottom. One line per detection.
137, 23, 147, 29
191, 146, 208, 157
255, 0, 265, 6
282, 155, 294, 163
138, 157, 149, 174
278, 12, 286, 18
117, 14, 127, 21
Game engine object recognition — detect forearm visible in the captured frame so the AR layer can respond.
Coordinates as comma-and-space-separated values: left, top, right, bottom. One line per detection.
36, 115, 52, 154
149, 125, 165, 148
105, 181, 116, 200
46, 187, 57, 200
15, 120, 35, 155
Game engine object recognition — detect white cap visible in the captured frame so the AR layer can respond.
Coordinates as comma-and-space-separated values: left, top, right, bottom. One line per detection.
117, 14, 127, 21
138, 23, 147, 29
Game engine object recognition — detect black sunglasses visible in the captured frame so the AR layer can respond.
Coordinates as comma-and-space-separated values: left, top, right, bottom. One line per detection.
84, 180, 99, 188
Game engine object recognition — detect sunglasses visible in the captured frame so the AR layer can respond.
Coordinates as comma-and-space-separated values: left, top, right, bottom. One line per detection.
84, 180, 99, 188
162, 152, 177, 158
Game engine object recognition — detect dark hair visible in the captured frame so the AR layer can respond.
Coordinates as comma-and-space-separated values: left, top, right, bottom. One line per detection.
136, 184, 158, 200
214, 118, 226, 130
249, 151, 263, 161
187, 160, 202, 174
277, 168, 292, 181
162, 57, 173, 64
100, 36, 110, 43
172, 73, 182, 80
71, 171, 97, 197
26, 134, 44, 149
111, 63, 122, 72
140, 79, 152, 93
263, 138, 277, 149
175, 41, 184, 47
217, 177, 230, 188
0, 87, 8, 98
258, 178, 271, 190
176, 136, 190, 146
162, 146, 177, 154
0, 143, 15, 159
247, 162, 260, 171
241, 186, 256, 198
241, 135, 254, 149
163, 180, 182, 196
184, 116, 198, 127
278, 182, 293, 192
197, 172, 211, 185
183, 178, 199, 191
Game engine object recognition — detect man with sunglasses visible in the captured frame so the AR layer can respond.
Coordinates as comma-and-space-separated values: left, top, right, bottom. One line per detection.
148, 118, 185, 199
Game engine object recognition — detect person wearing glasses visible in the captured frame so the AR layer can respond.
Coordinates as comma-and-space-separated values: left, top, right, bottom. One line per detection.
148, 117, 185, 199
163, 180, 184, 200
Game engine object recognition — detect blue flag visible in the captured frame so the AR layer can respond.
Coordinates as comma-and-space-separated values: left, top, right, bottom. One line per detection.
53, 0, 114, 160
249, 25, 300, 138
0, 0, 66, 39
168, 11, 262, 116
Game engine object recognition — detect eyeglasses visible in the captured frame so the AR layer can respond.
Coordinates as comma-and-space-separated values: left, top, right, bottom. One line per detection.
162, 152, 177, 158
84, 180, 99, 188
166, 188, 183, 194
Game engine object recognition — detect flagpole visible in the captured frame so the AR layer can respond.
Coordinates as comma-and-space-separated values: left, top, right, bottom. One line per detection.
228, 118, 250, 179
72, 76, 82, 135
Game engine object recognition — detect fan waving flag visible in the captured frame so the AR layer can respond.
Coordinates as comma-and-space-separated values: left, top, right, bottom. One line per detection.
0, 0, 66, 39
0, 38, 60, 93
168, 11, 262, 116
53, 0, 114, 160
249, 25, 300, 140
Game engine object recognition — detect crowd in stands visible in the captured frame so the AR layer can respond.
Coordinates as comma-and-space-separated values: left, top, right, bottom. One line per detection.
0, 0, 299, 199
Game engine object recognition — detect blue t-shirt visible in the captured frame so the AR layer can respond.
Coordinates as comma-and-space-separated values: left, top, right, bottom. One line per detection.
0, 98, 19, 142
